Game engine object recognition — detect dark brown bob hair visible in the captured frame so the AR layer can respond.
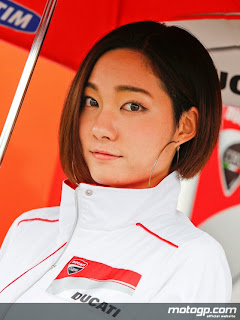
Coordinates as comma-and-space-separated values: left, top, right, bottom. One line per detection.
59, 21, 222, 185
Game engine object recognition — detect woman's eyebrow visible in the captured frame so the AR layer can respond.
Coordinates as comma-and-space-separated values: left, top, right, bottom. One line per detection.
85, 82, 152, 97
116, 85, 152, 97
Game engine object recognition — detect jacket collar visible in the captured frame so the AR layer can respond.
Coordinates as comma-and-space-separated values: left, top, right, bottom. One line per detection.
59, 171, 181, 239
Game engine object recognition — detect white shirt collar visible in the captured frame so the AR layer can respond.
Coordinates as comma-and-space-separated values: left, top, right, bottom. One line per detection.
59, 171, 181, 238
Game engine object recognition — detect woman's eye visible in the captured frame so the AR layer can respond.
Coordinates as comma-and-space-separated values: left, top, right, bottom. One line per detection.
83, 97, 98, 107
123, 102, 146, 112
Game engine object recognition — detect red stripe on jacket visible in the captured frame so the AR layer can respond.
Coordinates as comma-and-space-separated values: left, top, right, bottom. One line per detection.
136, 223, 178, 248
18, 218, 59, 226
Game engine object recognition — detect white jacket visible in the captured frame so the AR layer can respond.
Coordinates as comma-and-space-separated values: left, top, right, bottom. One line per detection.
0, 172, 232, 304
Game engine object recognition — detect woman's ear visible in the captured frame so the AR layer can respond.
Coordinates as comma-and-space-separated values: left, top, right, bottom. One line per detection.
176, 107, 199, 144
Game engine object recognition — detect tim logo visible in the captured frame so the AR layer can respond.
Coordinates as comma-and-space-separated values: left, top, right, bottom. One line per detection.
67, 258, 88, 275
0, 0, 40, 33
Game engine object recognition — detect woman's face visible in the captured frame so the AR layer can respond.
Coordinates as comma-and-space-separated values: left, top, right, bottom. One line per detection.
79, 48, 179, 188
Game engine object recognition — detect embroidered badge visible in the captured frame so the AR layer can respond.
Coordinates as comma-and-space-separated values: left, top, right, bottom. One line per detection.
67, 258, 88, 275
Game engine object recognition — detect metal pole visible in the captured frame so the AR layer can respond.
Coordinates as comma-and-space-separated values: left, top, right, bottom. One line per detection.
0, 0, 58, 166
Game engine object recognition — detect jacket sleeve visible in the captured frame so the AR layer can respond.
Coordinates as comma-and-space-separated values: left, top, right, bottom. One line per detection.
150, 235, 232, 302
0, 218, 18, 263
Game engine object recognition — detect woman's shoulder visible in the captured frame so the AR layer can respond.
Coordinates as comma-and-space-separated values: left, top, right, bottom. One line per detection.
141, 208, 231, 268
2, 205, 60, 236
0, 206, 60, 261
147, 211, 232, 302
6, 206, 60, 236
15, 206, 60, 224
172, 210, 225, 250
173, 210, 229, 260
140, 209, 213, 249
150, 230, 232, 302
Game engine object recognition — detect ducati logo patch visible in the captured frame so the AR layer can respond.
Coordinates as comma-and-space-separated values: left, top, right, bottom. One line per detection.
223, 143, 240, 190
67, 258, 88, 275
219, 128, 240, 196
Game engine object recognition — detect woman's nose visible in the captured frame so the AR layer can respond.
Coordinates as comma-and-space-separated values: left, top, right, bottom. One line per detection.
91, 109, 118, 141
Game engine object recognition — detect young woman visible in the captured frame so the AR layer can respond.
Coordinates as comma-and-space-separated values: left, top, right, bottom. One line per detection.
0, 21, 232, 303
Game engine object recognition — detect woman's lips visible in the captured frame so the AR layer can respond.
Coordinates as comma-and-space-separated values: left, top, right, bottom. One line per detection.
91, 151, 122, 160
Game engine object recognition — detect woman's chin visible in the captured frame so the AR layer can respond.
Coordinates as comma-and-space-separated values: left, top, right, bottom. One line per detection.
90, 174, 149, 189
92, 177, 126, 188
90, 174, 129, 188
